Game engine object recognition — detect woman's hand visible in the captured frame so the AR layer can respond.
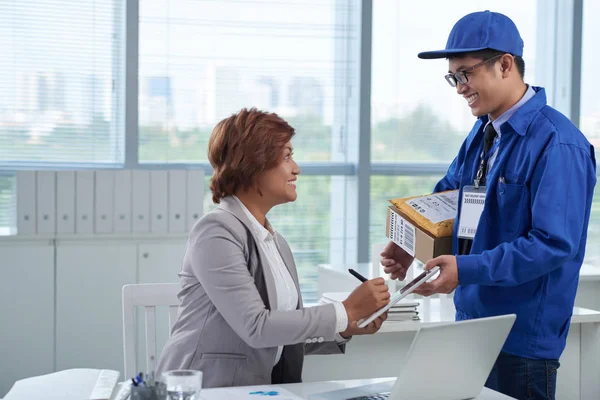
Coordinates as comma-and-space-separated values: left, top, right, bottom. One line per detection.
342, 278, 390, 323
340, 312, 388, 338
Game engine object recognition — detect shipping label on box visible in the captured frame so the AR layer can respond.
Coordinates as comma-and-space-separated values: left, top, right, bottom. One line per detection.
405, 190, 459, 224
389, 190, 459, 238
386, 190, 459, 262
388, 208, 416, 256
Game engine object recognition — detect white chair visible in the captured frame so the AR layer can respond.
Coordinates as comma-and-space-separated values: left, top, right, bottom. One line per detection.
122, 283, 180, 380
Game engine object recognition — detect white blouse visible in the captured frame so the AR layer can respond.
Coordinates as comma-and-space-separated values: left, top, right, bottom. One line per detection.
233, 196, 348, 366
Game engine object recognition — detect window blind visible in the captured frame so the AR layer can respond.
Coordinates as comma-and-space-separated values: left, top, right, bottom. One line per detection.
0, 0, 124, 165
138, 0, 358, 164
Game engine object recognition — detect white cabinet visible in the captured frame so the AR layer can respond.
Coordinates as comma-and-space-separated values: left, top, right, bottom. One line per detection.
1, 235, 190, 391
138, 241, 187, 284
136, 240, 187, 374
55, 241, 137, 374
0, 241, 55, 398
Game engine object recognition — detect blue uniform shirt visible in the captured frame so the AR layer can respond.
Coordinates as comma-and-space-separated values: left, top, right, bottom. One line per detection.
434, 86, 597, 360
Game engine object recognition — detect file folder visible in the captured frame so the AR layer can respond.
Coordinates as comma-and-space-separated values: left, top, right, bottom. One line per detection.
132, 170, 150, 233
36, 171, 56, 234
114, 170, 132, 233
76, 171, 95, 234
168, 170, 187, 233
16, 171, 36, 235
56, 171, 76, 234
150, 171, 168, 233
95, 170, 115, 234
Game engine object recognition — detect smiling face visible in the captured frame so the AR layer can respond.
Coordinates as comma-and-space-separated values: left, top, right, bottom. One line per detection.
255, 140, 300, 207
448, 55, 509, 120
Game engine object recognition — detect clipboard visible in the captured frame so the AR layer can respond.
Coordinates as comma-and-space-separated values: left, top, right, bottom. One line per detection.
358, 266, 440, 328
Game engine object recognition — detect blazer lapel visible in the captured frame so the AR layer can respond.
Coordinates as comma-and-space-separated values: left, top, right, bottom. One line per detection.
217, 197, 279, 310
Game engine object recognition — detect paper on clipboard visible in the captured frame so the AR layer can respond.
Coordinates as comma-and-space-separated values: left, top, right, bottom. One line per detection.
358, 266, 440, 328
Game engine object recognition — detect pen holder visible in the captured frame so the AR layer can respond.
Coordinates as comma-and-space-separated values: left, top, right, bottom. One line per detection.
130, 382, 167, 400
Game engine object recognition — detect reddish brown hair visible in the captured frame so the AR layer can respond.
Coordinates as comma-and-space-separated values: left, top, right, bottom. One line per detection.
208, 107, 295, 204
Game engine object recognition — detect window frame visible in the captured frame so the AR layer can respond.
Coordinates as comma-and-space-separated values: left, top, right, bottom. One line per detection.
0, 0, 595, 273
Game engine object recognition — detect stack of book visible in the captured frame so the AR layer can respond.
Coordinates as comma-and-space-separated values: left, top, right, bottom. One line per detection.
319, 292, 419, 322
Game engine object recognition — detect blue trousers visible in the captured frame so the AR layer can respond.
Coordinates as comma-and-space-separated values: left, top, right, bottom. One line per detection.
485, 352, 560, 400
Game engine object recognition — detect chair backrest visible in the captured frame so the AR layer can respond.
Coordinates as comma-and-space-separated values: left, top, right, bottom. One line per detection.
122, 283, 180, 379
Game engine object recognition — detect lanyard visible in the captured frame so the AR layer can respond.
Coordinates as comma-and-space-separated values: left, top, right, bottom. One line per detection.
474, 139, 500, 189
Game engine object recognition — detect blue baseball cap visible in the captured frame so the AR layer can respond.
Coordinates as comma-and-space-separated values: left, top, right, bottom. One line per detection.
418, 10, 524, 59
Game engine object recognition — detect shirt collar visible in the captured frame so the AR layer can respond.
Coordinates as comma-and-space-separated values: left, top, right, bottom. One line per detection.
232, 195, 273, 242
486, 85, 536, 137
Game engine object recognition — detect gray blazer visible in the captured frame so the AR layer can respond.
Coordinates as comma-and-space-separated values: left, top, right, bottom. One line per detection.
155, 196, 345, 388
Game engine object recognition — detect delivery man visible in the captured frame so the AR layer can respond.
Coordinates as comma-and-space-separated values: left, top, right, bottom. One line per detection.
381, 10, 596, 400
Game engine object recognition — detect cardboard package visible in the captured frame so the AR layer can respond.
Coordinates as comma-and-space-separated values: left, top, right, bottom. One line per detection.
385, 190, 459, 262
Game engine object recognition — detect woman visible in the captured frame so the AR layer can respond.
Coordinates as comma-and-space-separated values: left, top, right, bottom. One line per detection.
156, 108, 390, 388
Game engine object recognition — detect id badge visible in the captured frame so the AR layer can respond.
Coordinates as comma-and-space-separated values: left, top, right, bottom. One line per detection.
458, 185, 486, 239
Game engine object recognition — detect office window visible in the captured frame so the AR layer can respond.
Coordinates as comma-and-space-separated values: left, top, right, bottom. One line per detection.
139, 0, 358, 301
138, 0, 357, 163
0, 1, 125, 164
371, 1, 537, 163
580, 1, 600, 267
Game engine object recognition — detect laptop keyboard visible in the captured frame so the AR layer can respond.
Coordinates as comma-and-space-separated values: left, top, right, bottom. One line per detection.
346, 392, 391, 400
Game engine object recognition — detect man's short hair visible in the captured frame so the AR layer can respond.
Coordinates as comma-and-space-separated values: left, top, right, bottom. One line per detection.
208, 107, 295, 204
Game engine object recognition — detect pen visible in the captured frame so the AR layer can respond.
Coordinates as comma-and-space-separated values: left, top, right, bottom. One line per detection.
348, 268, 368, 282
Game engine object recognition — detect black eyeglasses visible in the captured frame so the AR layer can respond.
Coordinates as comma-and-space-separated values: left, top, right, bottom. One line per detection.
444, 54, 503, 87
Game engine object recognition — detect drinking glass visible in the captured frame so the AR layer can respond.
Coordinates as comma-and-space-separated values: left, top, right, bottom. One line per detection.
162, 370, 202, 400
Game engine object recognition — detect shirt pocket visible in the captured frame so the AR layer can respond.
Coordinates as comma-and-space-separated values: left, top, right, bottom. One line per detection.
200, 352, 247, 360
487, 175, 529, 238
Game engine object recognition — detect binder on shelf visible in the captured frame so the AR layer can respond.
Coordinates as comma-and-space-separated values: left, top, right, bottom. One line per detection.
16, 170, 36, 235
150, 170, 168, 233
36, 171, 56, 234
168, 170, 187, 233
132, 170, 150, 233
186, 169, 205, 231
114, 170, 132, 233
56, 171, 76, 234
95, 170, 115, 234
76, 170, 95, 234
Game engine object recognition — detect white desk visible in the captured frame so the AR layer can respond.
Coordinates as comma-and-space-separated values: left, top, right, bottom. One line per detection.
319, 262, 600, 310
575, 264, 600, 311
199, 378, 514, 399
315, 264, 600, 400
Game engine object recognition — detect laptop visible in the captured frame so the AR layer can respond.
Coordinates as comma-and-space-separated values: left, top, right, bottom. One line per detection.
308, 314, 516, 400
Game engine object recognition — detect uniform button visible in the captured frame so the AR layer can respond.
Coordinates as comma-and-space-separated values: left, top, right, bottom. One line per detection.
305, 339, 311, 344
311, 338, 318, 343
317, 337, 324, 343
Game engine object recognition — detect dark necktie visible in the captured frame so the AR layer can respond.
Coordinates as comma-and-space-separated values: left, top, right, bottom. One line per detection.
459, 123, 498, 255
480, 123, 498, 185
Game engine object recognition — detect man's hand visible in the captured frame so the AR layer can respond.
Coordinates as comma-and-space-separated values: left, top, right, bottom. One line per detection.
380, 241, 415, 281
413, 255, 459, 296
340, 313, 388, 338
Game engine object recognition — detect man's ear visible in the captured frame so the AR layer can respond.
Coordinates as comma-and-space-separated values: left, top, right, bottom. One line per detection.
500, 54, 514, 78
